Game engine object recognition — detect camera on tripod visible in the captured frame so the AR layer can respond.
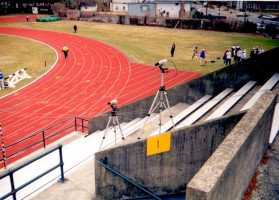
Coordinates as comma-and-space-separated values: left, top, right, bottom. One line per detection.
155, 59, 169, 73
107, 99, 118, 111
160, 66, 169, 73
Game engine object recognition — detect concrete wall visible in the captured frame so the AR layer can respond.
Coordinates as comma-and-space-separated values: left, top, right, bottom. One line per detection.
88, 47, 279, 134
94, 113, 245, 199
186, 92, 277, 200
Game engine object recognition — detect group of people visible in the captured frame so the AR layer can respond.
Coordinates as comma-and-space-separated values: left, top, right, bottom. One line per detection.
190, 46, 207, 65
223, 46, 247, 65
250, 47, 264, 57
192, 46, 206, 66
171, 45, 206, 66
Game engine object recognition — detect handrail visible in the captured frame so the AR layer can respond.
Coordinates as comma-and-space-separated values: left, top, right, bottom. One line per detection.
0, 116, 88, 168
0, 144, 65, 200
100, 157, 162, 200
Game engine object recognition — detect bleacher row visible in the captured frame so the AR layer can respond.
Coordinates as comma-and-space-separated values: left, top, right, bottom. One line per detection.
94, 73, 279, 150
2, 68, 31, 88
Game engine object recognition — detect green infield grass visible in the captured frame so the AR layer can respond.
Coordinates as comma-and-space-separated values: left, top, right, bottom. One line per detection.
1, 19, 278, 97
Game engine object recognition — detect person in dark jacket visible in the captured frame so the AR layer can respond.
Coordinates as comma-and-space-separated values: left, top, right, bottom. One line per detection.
170, 43, 176, 57
62, 45, 69, 60
73, 24, 77, 33
200, 49, 205, 66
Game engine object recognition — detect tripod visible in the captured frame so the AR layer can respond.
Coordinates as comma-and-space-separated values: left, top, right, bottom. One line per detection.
138, 64, 175, 139
100, 105, 124, 149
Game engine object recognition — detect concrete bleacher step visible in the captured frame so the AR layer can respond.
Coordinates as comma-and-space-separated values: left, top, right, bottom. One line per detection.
206, 81, 257, 121
270, 103, 279, 144
96, 115, 157, 150
176, 88, 233, 128
241, 73, 279, 111
148, 95, 212, 137
127, 103, 190, 140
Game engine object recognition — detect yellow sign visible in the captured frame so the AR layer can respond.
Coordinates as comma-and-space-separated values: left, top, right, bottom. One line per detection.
147, 132, 171, 156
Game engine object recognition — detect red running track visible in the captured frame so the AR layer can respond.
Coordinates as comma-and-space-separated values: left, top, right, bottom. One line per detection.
0, 25, 201, 167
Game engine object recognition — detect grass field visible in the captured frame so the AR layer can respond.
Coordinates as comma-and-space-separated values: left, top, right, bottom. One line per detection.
1, 19, 279, 97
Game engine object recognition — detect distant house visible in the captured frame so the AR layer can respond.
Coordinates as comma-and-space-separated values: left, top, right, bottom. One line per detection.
128, 2, 157, 17
111, 0, 192, 17
156, 0, 191, 18
79, 1, 97, 12
110, 0, 136, 13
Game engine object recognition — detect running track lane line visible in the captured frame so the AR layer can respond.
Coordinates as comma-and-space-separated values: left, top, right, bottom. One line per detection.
0, 27, 202, 166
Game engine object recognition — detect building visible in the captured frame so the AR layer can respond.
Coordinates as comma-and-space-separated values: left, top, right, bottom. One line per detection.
111, 0, 192, 18
227, 1, 279, 11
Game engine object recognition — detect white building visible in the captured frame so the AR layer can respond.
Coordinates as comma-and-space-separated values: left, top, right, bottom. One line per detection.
110, 0, 192, 18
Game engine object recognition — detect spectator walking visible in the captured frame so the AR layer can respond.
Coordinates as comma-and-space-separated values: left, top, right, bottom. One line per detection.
222, 50, 227, 64
0, 70, 4, 90
192, 46, 198, 61
231, 46, 235, 62
73, 24, 77, 33
254, 47, 259, 55
234, 46, 240, 63
200, 49, 205, 66
259, 47, 264, 54
242, 49, 247, 61
236, 47, 242, 62
226, 50, 231, 65
62, 45, 69, 60
250, 47, 255, 58
170, 43, 175, 57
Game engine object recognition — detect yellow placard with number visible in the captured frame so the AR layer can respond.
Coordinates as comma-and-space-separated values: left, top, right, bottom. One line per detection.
147, 132, 171, 156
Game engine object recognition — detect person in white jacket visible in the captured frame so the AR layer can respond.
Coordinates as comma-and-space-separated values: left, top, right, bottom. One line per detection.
242, 49, 247, 61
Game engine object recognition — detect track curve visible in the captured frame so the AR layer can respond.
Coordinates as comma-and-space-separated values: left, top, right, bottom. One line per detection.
0, 25, 201, 166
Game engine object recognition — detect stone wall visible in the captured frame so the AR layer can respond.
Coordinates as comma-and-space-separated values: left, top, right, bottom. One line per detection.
186, 92, 277, 200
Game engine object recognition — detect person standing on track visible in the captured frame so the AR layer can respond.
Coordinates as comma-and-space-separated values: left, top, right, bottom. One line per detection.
62, 45, 69, 60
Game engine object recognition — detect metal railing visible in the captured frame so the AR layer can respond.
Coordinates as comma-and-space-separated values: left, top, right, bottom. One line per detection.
100, 157, 162, 200
0, 144, 65, 200
0, 116, 88, 168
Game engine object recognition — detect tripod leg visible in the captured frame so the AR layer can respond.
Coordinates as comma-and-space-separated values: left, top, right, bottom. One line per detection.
163, 91, 175, 130
158, 90, 165, 134
99, 116, 112, 150
113, 123, 117, 146
138, 90, 160, 139
115, 116, 125, 140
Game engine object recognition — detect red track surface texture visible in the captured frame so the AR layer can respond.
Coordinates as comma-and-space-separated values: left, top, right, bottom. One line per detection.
0, 24, 201, 166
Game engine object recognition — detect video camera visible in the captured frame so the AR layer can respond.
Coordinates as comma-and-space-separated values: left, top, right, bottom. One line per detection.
155, 59, 169, 73
107, 99, 118, 111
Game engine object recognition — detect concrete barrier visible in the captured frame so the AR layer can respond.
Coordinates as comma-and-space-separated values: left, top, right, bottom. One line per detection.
186, 92, 277, 200
94, 113, 245, 199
